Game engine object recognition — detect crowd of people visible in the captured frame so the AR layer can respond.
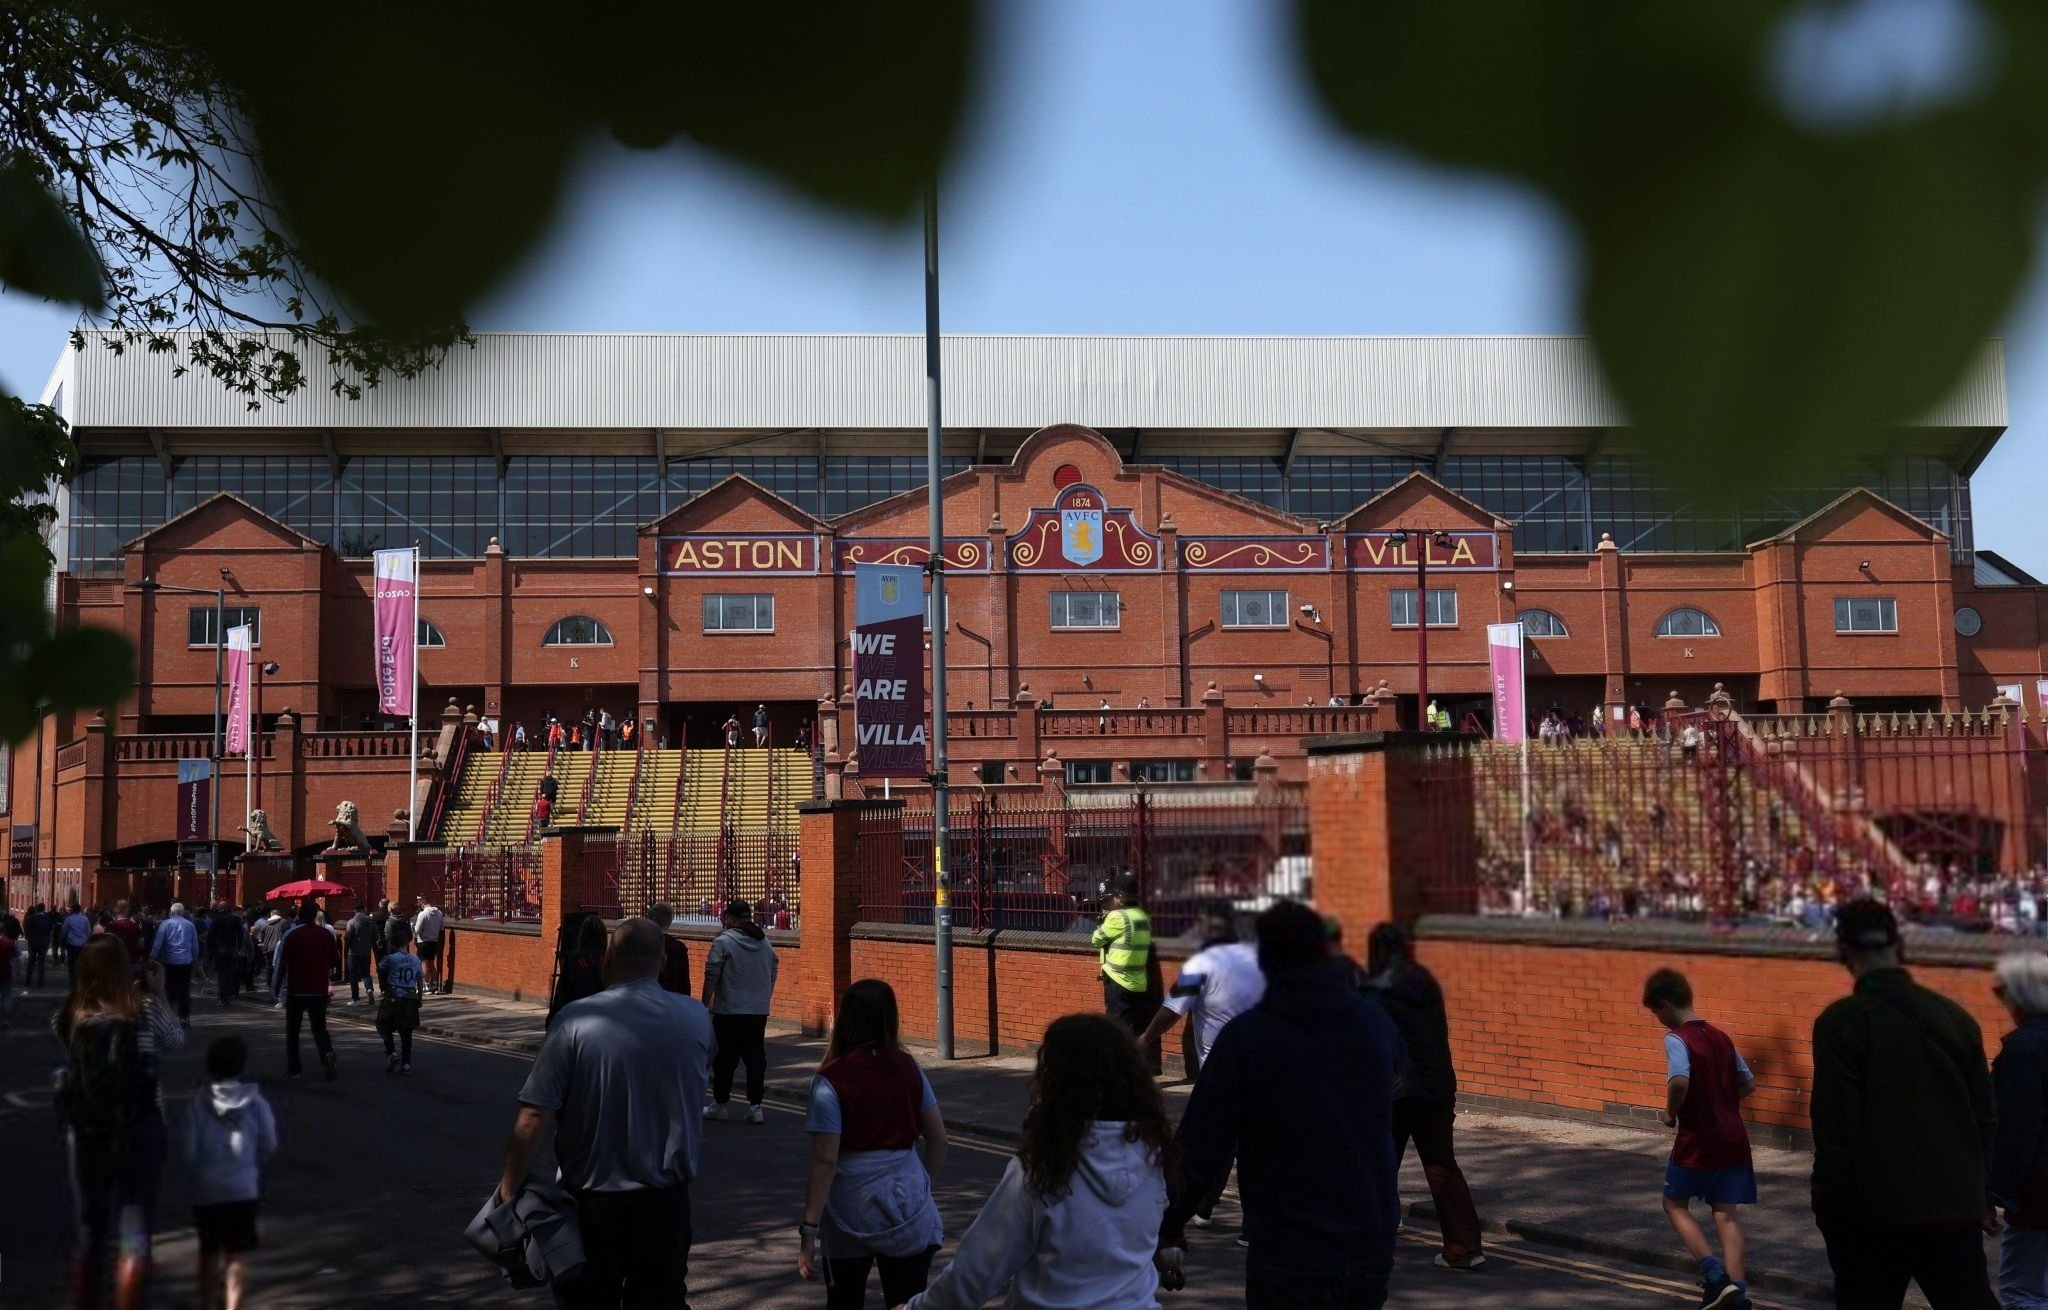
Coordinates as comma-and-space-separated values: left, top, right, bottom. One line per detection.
27, 867, 2048, 1310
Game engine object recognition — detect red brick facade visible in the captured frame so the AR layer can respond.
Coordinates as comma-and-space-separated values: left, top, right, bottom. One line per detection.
7, 423, 2046, 878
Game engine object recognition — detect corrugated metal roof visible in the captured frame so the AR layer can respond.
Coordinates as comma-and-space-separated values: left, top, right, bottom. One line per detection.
61, 331, 2008, 433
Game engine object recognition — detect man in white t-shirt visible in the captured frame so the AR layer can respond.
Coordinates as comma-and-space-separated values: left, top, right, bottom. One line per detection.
1140, 903, 1265, 1228
1142, 904, 1266, 1068
413, 895, 447, 994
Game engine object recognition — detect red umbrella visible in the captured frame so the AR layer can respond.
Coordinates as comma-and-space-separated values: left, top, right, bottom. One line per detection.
266, 879, 354, 900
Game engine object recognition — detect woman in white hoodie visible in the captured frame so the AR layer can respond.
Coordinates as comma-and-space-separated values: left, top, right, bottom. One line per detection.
909, 1014, 1176, 1310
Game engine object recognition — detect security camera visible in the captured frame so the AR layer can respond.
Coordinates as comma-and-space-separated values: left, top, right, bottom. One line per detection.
261, 661, 281, 675
1299, 603, 1315, 614
1253, 672, 1265, 683
1316, 521, 1332, 534
642, 584, 656, 597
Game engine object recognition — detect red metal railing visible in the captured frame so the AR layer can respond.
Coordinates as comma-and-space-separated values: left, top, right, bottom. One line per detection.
422, 723, 476, 841
855, 789, 1309, 936
619, 831, 798, 930
426, 845, 543, 923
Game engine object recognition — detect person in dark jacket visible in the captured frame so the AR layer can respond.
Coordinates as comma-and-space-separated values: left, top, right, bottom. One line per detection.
272, 901, 342, 1080
1812, 899, 1997, 1310
1364, 923, 1483, 1271
1993, 951, 2048, 1308
1159, 901, 1403, 1308
548, 914, 608, 1028
206, 902, 246, 1006
647, 902, 691, 997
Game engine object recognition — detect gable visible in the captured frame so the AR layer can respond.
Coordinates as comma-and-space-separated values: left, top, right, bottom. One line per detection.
1749, 487, 1945, 549
1338, 472, 1501, 532
128, 493, 320, 557
644, 474, 823, 536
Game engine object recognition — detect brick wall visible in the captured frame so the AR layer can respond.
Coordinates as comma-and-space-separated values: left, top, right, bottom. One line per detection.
1415, 922, 2005, 1136
444, 919, 805, 1022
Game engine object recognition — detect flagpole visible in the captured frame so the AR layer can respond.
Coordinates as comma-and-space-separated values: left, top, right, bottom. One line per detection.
925, 179, 954, 1061
408, 543, 421, 843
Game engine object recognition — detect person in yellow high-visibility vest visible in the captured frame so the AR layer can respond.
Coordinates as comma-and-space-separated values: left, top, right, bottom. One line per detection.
1093, 874, 1157, 1041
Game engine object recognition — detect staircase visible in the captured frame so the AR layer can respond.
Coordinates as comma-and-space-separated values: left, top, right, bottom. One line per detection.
579, 748, 637, 827
439, 750, 500, 845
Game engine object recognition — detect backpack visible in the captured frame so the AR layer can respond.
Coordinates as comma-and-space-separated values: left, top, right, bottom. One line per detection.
56, 1013, 143, 1142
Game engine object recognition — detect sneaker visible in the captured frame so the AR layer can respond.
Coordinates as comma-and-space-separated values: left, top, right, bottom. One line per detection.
744, 1104, 766, 1125
703, 1103, 729, 1121
1701, 1273, 1740, 1309
322, 1050, 338, 1081
387, 1053, 400, 1074
288, 1070, 302, 1079
401, 1062, 412, 1074
1235, 1237, 1249, 1249
1434, 1253, 1487, 1271
1188, 1213, 1214, 1229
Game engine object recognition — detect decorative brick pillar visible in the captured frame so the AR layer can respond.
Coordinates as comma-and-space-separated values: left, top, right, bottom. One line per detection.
540, 827, 589, 954
1012, 684, 1040, 766
796, 799, 899, 1035
1307, 731, 1476, 950
1201, 681, 1227, 773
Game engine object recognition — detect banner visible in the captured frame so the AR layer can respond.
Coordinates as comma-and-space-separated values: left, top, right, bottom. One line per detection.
1487, 622, 1527, 743
224, 624, 253, 756
373, 547, 418, 717
9, 823, 32, 883
852, 564, 928, 779
176, 759, 213, 842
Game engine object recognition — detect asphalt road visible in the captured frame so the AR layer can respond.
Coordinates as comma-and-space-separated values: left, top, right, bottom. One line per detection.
0, 981, 1836, 1310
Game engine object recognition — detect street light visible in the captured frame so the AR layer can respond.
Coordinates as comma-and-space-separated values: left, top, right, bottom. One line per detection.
1386, 529, 1457, 731
132, 571, 231, 891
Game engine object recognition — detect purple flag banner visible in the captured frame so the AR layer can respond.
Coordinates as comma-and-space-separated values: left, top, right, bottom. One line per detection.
224, 624, 253, 756
373, 547, 417, 717
10, 823, 33, 883
853, 565, 928, 780
176, 759, 212, 842
1487, 622, 1527, 743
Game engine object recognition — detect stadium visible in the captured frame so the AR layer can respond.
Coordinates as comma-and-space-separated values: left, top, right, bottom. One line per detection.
6, 332, 2042, 919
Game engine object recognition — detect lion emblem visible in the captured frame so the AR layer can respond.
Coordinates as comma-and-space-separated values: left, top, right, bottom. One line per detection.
239, 809, 282, 852
329, 800, 370, 852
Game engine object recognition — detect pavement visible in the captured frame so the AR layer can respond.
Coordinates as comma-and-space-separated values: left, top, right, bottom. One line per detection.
0, 974, 1951, 1309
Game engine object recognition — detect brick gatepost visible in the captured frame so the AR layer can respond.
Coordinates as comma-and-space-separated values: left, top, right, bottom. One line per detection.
797, 798, 901, 1035
1307, 730, 1477, 951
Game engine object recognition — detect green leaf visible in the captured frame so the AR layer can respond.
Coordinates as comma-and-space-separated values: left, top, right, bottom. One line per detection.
1292, 0, 2048, 485
161, 2, 981, 332
0, 157, 106, 310
0, 538, 134, 743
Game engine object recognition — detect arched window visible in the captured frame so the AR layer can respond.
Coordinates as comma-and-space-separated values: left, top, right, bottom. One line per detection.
1655, 607, 1721, 638
1518, 609, 1569, 638
544, 615, 614, 647
417, 618, 446, 648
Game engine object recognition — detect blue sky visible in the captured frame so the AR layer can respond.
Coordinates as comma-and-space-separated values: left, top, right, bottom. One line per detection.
1, 0, 2042, 568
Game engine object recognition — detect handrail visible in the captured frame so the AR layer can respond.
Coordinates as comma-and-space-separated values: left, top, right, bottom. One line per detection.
576, 738, 603, 824
716, 749, 736, 903
473, 742, 517, 846
763, 731, 776, 889
523, 738, 560, 844
423, 723, 473, 840
621, 732, 648, 834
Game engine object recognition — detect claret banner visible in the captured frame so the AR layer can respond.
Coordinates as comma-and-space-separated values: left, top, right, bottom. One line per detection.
224, 624, 253, 756
852, 564, 927, 780
373, 547, 418, 718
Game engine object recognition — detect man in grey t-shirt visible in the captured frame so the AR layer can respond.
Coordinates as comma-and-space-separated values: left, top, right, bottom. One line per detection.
499, 917, 713, 1307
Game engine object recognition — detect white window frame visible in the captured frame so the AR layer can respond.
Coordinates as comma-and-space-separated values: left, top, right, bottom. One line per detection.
1518, 609, 1569, 638
1389, 588, 1458, 628
417, 618, 447, 648
1834, 597, 1898, 634
1065, 759, 1114, 785
702, 594, 775, 634
1050, 591, 1121, 630
1220, 589, 1288, 629
1654, 608, 1721, 638
543, 615, 616, 646
188, 606, 262, 647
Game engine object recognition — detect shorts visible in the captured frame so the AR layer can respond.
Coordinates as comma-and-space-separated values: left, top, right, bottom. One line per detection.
416, 939, 442, 961
1664, 1162, 1758, 1206
194, 1200, 260, 1254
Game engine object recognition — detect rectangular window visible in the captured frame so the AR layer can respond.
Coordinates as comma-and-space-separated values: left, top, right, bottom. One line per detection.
1131, 760, 1196, 783
1389, 589, 1457, 628
1065, 760, 1114, 785
1220, 589, 1288, 629
977, 760, 1005, 785
187, 606, 262, 646
1834, 597, 1898, 633
702, 593, 774, 633
1050, 591, 1120, 630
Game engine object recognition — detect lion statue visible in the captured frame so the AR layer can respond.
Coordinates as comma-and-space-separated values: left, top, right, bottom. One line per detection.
329, 800, 370, 852
239, 809, 282, 852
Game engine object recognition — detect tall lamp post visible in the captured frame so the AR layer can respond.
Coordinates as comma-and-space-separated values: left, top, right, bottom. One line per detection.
1386, 529, 1455, 731
132, 572, 232, 887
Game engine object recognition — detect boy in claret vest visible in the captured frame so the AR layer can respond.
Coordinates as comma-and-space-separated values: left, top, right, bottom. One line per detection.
1643, 968, 1756, 1310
